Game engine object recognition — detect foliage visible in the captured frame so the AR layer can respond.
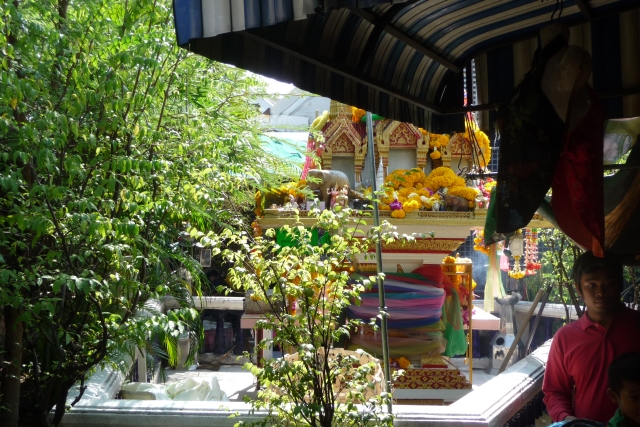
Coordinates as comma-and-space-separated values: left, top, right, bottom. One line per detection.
0, 0, 286, 425
213, 208, 404, 427
534, 230, 584, 319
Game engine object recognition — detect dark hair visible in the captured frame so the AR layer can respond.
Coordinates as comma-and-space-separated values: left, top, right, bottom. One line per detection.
571, 251, 623, 288
608, 352, 640, 394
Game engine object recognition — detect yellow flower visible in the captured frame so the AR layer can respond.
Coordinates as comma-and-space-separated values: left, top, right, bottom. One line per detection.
430, 150, 441, 160
403, 199, 421, 212
424, 167, 464, 191
447, 186, 479, 203
508, 270, 526, 279
351, 106, 366, 123
428, 133, 450, 148
484, 180, 497, 193
397, 356, 411, 369
398, 187, 414, 197
391, 210, 406, 218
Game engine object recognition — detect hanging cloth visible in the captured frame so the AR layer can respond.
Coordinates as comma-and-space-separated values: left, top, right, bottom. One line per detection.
441, 275, 467, 357
485, 36, 567, 244
551, 87, 606, 256
484, 244, 506, 313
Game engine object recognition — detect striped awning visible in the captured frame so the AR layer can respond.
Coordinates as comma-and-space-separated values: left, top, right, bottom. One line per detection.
173, 0, 638, 131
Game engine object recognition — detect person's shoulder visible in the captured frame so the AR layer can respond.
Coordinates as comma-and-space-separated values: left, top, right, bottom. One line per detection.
617, 305, 640, 326
552, 320, 583, 342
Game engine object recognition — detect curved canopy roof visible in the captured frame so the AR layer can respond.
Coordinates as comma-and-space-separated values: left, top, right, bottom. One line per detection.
173, 0, 637, 130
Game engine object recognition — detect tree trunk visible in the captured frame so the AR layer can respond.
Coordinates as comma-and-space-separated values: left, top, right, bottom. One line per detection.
0, 306, 24, 427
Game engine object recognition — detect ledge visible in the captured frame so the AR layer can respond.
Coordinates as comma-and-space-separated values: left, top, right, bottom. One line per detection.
257, 210, 554, 230
515, 301, 580, 321
163, 296, 245, 311
61, 342, 551, 427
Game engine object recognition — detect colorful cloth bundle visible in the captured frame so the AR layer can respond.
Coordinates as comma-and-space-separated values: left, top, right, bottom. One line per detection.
347, 268, 454, 358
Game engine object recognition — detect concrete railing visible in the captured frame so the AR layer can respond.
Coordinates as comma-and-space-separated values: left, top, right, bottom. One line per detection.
61, 340, 551, 426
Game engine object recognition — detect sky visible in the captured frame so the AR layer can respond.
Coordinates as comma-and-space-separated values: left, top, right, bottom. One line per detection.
260, 75, 295, 94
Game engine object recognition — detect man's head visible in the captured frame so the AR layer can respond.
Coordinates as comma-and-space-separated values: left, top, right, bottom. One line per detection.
572, 251, 623, 320
608, 352, 640, 426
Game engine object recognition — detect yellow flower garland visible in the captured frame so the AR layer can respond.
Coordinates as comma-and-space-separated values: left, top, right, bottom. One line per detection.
424, 167, 465, 192
378, 166, 480, 217
447, 186, 480, 208
463, 121, 491, 167
473, 230, 490, 255
429, 150, 442, 160
429, 133, 450, 149
351, 107, 366, 123
484, 180, 497, 193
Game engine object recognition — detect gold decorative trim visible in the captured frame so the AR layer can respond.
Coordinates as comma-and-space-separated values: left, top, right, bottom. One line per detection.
380, 239, 465, 253
264, 209, 310, 218
356, 263, 378, 273
418, 211, 474, 219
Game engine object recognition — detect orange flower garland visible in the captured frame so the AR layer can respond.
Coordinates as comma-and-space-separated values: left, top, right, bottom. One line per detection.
463, 121, 491, 168
473, 230, 490, 255
351, 107, 366, 123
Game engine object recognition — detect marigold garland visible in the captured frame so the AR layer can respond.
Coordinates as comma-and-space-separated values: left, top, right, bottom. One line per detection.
423, 167, 465, 191
429, 150, 442, 160
397, 356, 411, 369
462, 121, 492, 168
377, 166, 481, 217
351, 107, 366, 123
446, 186, 480, 208
473, 230, 490, 255
428, 132, 450, 149
508, 255, 526, 279
442, 255, 475, 326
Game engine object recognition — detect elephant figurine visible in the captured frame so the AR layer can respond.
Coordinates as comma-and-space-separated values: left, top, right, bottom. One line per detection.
495, 290, 522, 307
443, 194, 471, 211
306, 169, 350, 207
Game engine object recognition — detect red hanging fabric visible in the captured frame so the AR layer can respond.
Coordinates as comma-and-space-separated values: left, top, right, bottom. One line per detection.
551, 87, 605, 257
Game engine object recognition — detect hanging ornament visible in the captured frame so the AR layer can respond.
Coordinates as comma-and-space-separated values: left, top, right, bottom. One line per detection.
524, 228, 541, 276
508, 230, 525, 279
473, 229, 490, 255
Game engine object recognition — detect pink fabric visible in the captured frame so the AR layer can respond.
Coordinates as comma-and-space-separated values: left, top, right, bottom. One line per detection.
300, 135, 316, 180
500, 253, 510, 271
411, 264, 444, 284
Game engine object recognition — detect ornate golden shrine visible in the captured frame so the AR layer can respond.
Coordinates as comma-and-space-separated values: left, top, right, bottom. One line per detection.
321, 101, 431, 183
373, 119, 429, 175
320, 115, 367, 180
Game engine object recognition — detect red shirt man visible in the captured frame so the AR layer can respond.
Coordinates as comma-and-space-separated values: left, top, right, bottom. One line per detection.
543, 251, 640, 423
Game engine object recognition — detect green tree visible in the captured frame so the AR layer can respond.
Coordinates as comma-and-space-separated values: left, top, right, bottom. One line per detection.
537, 229, 583, 319
0, 0, 285, 425
215, 208, 402, 427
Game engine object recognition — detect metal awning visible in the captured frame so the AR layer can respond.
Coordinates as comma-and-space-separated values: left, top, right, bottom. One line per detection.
173, 0, 638, 131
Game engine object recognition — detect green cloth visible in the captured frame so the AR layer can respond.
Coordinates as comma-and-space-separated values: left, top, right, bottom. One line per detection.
442, 290, 467, 357
484, 186, 514, 245
608, 408, 627, 427
359, 114, 384, 122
